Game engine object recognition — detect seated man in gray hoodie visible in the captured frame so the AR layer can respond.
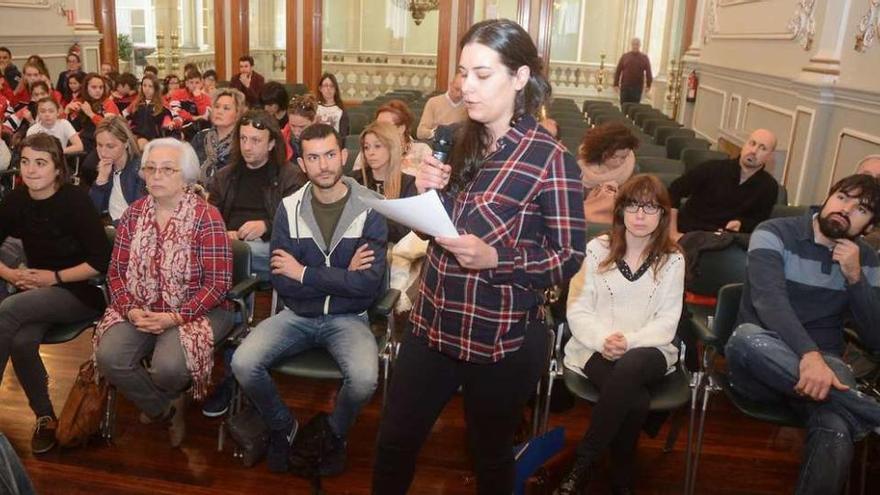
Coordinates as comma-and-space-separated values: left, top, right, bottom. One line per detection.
231, 123, 388, 475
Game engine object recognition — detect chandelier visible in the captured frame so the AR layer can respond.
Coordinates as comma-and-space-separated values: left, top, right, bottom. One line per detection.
394, 0, 440, 25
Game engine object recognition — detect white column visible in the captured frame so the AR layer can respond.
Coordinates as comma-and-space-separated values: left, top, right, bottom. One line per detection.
796, 0, 853, 86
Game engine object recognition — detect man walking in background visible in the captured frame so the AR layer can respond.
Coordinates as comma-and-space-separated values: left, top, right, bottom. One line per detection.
614, 38, 653, 104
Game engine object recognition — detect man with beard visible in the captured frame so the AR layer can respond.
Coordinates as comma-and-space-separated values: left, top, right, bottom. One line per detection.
669, 128, 779, 238
726, 174, 880, 495
231, 123, 387, 475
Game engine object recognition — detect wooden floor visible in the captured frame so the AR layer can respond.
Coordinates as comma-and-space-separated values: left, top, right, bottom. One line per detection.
1, 328, 878, 494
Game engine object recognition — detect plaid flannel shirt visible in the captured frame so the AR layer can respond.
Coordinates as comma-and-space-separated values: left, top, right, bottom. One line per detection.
108, 195, 232, 322
410, 115, 586, 363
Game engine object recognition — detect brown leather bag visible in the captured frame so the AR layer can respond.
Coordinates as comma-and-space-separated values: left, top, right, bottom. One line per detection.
56, 360, 108, 447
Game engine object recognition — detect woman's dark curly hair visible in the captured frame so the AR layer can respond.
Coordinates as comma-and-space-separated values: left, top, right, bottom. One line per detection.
579, 122, 639, 164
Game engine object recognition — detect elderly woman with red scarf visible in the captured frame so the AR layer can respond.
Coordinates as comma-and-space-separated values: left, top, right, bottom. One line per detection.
95, 138, 233, 448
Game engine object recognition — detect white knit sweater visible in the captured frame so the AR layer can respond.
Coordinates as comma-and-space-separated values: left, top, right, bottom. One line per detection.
563, 235, 685, 376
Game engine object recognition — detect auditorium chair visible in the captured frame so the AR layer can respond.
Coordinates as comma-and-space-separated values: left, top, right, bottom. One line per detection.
654, 127, 695, 146
343, 135, 360, 175
593, 113, 628, 126
544, 318, 695, 493
666, 137, 711, 160
100, 239, 260, 444
680, 149, 729, 173
770, 204, 809, 218
636, 156, 685, 176
348, 112, 368, 136
634, 143, 667, 159
634, 109, 666, 128
624, 103, 652, 119
223, 261, 401, 462
776, 184, 788, 205
561, 135, 581, 155
582, 99, 613, 115
689, 283, 876, 495
643, 118, 680, 139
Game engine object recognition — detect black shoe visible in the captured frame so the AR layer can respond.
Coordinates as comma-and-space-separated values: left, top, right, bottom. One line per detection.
266, 420, 298, 473
31, 416, 58, 454
553, 457, 592, 495
202, 376, 234, 417
289, 412, 347, 477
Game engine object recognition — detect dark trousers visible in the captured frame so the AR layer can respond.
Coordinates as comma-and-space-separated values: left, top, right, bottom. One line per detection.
372, 323, 548, 495
619, 85, 643, 105
575, 348, 667, 488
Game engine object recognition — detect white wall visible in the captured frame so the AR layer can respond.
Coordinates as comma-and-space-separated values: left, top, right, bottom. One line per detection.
0, 1, 102, 75
684, 0, 880, 205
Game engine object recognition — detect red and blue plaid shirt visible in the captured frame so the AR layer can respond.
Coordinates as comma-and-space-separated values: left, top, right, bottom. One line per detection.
410, 115, 586, 363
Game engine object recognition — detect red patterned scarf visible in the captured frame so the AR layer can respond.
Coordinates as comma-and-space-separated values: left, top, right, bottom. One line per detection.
94, 192, 214, 400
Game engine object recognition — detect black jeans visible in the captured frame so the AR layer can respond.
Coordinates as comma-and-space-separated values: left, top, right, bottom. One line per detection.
372, 322, 548, 495
619, 85, 643, 104
575, 348, 667, 488
0, 287, 99, 418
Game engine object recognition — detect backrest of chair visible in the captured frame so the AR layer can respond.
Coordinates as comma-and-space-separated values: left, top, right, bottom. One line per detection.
770, 204, 810, 218
586, 223, 610, 240
344, 135, 360, 174
625, 103, 652, 119
105, 225, 116, 247
229, 240, 253, 287
713, 283, 744, 350
637, 157, 685, 175
681, 149, 729, 173
644, 118, 679, 137
634, 110, 664, 127
776, 184, 788, 205
583, 100, 613, 114
635, 143, 667, 158
656, 127, 695, 146
667, 137, 711, 159
594, 113, 628, 126
348, 113, 368, 136
689, 244, 748, 297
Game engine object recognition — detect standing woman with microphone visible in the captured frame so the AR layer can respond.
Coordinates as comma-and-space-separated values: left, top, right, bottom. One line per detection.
373, 19, 586, 494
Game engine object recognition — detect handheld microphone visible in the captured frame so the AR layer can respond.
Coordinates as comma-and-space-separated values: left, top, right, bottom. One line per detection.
432, 125, 454, 163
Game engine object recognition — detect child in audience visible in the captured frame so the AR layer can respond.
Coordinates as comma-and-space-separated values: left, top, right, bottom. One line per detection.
556, 174, 684, 495
125, 73, 173, 150
162, 74, 181, 100
3, 80, 49, 141
166, 68, 211, 136
203, 69, 217, 94
66, 73, 120, 184
26, 97, 83, 155
281, 94, 318, 162
62, 72, 83, 108
315, 72, 349, 136
112, 72, 138, 112
259, 81, 289, 129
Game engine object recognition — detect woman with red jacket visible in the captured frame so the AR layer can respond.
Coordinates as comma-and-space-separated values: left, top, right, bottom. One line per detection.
66, 73, 120, 184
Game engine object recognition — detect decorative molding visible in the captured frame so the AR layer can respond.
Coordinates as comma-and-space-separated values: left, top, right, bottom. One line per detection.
0, 0, 49, 8
728, 93, 742, 129
791, 106, 816, 204
855, 0, 880, 52
788, 0, 816, 50
828, 128, 880, 191
703, 0, 719, 44
692, 83, 727, 142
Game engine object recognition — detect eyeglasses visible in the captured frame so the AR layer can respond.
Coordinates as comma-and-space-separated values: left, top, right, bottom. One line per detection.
141, 165, 180, 177
623, 202, 662, 215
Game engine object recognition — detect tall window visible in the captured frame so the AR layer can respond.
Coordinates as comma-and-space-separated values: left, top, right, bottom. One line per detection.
130, 9, 147, 44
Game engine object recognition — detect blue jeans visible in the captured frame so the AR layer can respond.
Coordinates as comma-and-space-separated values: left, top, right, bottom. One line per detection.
246, 240, 270, 282
725, 323, 880, 495
231, 309, 378, 436
0, 432, 34, 495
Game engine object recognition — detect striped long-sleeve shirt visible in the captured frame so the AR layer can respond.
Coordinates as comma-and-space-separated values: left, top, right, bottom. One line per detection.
737, 210, 880, 356
410, 115, 586, 363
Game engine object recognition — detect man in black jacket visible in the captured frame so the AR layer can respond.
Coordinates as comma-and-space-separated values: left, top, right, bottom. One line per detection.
207, 109, 304, 280
670, 128, 779, 239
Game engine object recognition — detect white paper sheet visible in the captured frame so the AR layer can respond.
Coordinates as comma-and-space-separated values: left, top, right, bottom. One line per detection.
357, 189, 459, 238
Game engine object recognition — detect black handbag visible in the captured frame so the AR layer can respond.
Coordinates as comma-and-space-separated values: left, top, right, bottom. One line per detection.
225, 406, 269, 467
